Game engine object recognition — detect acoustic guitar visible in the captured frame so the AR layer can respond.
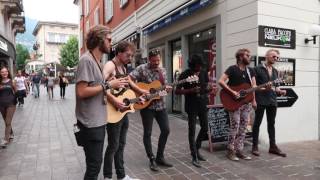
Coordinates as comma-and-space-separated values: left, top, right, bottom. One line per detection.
134, 75, 199, 110
106, 89, 142, 123
220, 78, 283, 111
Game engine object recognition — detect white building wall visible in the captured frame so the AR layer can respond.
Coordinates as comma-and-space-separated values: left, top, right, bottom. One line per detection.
257, 0, 320, 144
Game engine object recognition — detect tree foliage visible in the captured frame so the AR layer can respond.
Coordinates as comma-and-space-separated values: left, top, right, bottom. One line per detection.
16, 44, 30, 70
60, 36, 79, 68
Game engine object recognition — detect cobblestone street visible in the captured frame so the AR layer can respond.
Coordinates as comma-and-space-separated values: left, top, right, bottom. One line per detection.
0, 85, 319, 180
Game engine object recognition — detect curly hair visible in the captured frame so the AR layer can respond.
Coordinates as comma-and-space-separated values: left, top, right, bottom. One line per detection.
86, 25, 111, 50
235, 48, 250, 62
115, 41, 136, 55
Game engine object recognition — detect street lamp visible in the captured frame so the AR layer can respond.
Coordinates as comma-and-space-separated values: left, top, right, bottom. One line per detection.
305, 24, 320, 44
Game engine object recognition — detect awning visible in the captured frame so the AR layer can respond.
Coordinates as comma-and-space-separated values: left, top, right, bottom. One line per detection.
142, 0, 215, 35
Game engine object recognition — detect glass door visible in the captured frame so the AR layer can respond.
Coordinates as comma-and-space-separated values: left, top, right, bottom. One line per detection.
171, 39, 182, 113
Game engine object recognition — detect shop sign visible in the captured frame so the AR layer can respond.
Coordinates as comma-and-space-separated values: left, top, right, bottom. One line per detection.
143, 0, 215, 35
259, 25, 296, 49
277, 88, 298, 108
0, 39, 8, 52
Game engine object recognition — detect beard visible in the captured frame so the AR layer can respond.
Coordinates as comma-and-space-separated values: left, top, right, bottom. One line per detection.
99, 44, 110, 54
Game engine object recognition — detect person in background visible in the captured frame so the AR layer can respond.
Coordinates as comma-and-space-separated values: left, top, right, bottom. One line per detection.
14, 70, 29, 107
47, 73, 56, 100
218, 48, 256, 161
32, 72, 41, 98
130, 49, 173, 171
75, 25, 128, 180
0, 67, 17, 147
252, 49, 287, 157
59, 73, 68, 99
175, 54, 213, 167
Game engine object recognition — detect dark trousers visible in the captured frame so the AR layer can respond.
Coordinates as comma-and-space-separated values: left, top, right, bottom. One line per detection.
103, 116, 129, 179
140, 108, 170, 160
16, 90, 26, 104
60, 86, 66, 97
252, 105, 277, 146
187, 110, 208, 157
78, 122, 106, 180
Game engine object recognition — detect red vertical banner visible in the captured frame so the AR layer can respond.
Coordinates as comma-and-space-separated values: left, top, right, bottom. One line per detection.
208, 39, 217, 105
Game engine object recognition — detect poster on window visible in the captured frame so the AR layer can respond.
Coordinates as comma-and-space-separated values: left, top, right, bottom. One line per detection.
258, 57, 295, 86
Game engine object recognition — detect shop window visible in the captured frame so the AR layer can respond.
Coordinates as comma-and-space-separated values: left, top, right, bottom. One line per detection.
119, 0, 128, 8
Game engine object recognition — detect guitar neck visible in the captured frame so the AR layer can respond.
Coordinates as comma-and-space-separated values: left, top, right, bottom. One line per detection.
245, 80, 277, 93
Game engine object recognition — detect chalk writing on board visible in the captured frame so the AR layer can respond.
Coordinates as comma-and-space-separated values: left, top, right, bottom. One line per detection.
208, 107, 230, 142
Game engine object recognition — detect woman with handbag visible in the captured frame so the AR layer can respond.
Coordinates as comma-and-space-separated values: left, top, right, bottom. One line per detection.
0, 66, 17, 147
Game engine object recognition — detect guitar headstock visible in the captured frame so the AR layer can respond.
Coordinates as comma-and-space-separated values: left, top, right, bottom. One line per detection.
185, 75, 199, 84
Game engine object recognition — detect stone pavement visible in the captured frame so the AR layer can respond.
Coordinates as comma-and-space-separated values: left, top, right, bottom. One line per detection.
0, 85, 320, 180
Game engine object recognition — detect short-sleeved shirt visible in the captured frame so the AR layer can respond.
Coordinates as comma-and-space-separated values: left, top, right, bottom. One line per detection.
75, 51, 106, 128
130, 63, 167, 111
176, 69, 209, 113
254, 64, 279, 106
225, 65, 255, 86
14, 76, 26, 90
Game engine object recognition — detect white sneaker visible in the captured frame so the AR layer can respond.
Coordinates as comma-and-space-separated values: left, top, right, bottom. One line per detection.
0, 139, 9, 148
118, 175, 140, 180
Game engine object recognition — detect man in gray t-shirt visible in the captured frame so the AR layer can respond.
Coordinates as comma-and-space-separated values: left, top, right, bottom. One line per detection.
75, 25, 128, 180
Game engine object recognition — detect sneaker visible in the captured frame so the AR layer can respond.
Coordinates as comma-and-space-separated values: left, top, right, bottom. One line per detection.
0, 139, 9, 148
236, 151, 252, 160
118, 175, 140, 180
227, 150, 239, 161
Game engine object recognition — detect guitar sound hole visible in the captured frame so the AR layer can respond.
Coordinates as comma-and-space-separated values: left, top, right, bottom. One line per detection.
123, 98, 130, 106
149, 88, 156, 94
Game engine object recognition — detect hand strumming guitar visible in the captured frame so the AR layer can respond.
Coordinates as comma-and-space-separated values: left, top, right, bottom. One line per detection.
108, 77, 129, 89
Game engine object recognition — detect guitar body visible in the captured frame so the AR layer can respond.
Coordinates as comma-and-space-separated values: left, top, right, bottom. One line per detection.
220, 83, 254, 111
134, 80, 162, 110
106, 89, 136, 123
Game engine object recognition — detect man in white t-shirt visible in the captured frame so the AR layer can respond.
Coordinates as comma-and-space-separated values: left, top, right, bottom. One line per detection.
14, 70, 29, 107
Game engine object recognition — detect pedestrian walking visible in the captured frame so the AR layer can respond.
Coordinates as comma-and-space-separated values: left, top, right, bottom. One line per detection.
0, 67, 16, 148
102, 41, 145, 180
252, 49, 287, 157
32, 72, 41, 98
47, 73, 55, 99
75, 25, 128, 180
58, 73, 68, 99
218, 48, 256, 161
130, 49, 173, 171
175, 54, 213, 167
14, 70, 29, 107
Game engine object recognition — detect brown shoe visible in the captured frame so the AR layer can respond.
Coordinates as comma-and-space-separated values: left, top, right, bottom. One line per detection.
236, 151, 252, 160
227, 150, 239, 161
269, 145, 287, 157
251, 146, 260, 156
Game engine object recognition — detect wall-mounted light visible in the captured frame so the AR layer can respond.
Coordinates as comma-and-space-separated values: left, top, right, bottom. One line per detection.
304, 24, 320, 44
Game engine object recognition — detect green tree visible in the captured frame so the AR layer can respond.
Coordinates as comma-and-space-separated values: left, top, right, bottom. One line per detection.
60, 36, 79, 68
16, 44, 30, 70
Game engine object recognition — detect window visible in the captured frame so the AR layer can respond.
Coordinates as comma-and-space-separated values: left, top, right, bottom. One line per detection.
105, 0, 113, 22
94, 8, 100, 25
119, 0, 128, 8
46, 33, 69, 44
86, 20, 90, 33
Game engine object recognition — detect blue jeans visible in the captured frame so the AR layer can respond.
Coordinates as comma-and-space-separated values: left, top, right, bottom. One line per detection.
77, 122, 106, 180
140, 108, 170, 159
34, 83, 40, 97
103, 115, 129, 179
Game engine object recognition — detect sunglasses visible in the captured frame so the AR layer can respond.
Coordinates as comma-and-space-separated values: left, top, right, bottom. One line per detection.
272, 56, 279, 60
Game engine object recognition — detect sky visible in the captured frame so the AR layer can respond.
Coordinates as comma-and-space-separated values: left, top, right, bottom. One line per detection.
23, 0, 78, 23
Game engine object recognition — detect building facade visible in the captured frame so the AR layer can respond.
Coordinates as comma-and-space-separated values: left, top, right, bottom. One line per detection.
75, 0, 320, 143
0, 0, 25, 73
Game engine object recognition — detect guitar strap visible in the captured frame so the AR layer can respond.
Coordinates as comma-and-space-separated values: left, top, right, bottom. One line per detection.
246, 67, 253, 86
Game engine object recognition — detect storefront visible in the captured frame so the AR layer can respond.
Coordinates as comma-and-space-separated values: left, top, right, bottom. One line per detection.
0, 35, 16, 73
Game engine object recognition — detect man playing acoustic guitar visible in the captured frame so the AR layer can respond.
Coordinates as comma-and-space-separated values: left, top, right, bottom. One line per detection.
102, 41, 145, 180
252, 49, 287, 157
129, 49, 173, 171
175, 54, 213, 168
218, 48, 257, 161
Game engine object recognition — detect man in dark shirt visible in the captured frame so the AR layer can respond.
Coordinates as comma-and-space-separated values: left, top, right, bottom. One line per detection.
218, 48, 256, 161
252, 49, 287, 157
175, 54, 212, 167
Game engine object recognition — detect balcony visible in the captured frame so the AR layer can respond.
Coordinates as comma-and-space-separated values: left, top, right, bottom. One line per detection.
0, 0, 24, 15
11, 14, 25, 28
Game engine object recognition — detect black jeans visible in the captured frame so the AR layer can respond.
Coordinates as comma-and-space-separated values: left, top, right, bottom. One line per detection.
187, 110, 208, 157
78, 122, 106, 180
60, 86, 66, 97
252, 105, 277, 146
103, 115, 129, 179
16, 90, 26, 104
140, 108, 170, 160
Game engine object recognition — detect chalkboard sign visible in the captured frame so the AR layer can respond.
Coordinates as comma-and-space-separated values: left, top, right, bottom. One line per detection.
207, 105, 230, 143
